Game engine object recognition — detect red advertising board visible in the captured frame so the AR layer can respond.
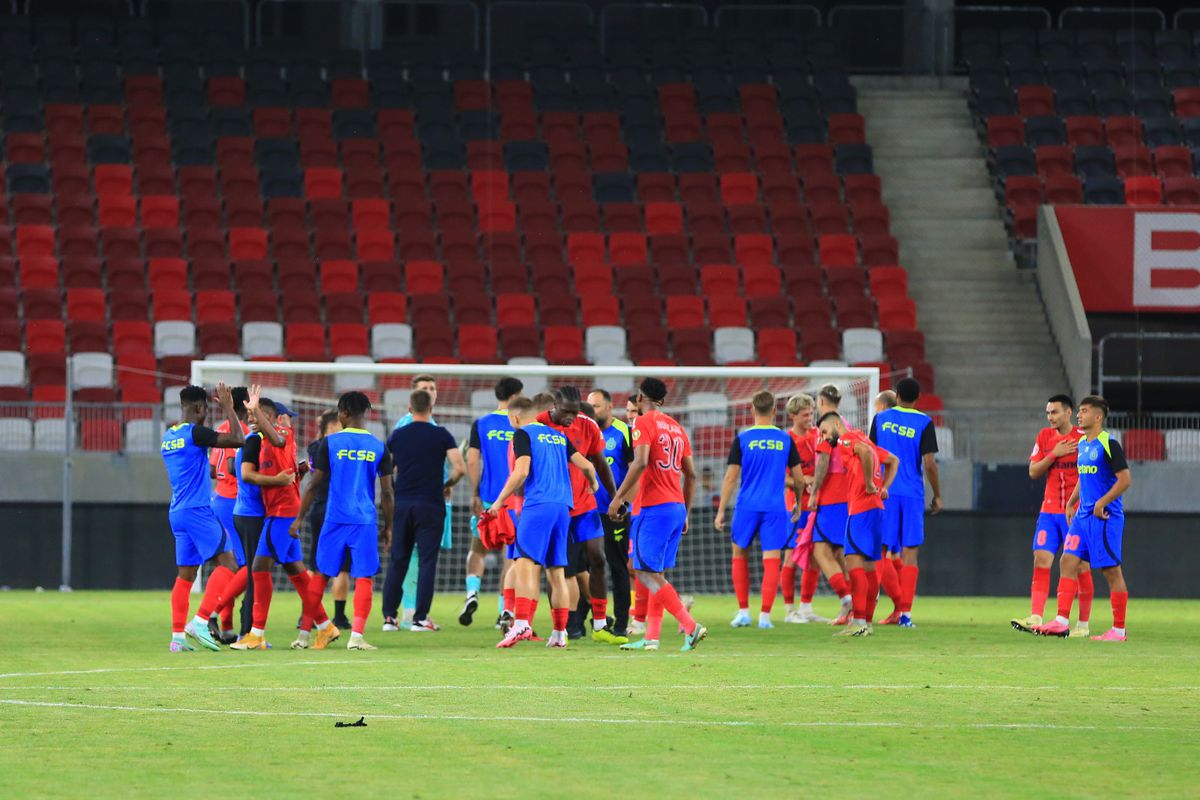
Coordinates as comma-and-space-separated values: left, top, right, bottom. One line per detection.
1055, 207, 1200, 312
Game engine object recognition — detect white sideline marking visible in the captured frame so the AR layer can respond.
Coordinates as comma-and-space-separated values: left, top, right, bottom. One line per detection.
0, 660, 362, 680
2, 683, 1198, 693
2, 699, 1188, 732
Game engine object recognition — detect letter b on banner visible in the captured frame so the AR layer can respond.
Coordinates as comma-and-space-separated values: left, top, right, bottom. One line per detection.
1133, 212, 1200, 307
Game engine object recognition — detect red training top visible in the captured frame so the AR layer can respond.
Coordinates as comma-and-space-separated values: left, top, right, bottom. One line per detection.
836, 428, 891, 516
537, 410, 605, 517
260, 427, 300, 517
786, 426, 817, 510
1030, 426, 1085, 514
813, 424, 851, 506
631, 409, 692, 513
209, 419, 249, 499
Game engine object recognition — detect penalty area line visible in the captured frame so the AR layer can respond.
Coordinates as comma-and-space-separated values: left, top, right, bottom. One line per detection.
2, 684, 1199, 693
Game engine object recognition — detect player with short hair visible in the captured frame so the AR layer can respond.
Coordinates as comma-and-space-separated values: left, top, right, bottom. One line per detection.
716, 391, 805, 629
623, 391, 651, 634
806, 384, 854, 624
538, 386, 621, 643
161, 383, 246, 651
306, 409, 352, 630
295, 391, 394, 651
870, 378, 941, 628
208, 385, 250, 644
465, 376, 523, 627
490, 397, 599, 649
607, 378, 707, 652
531, 392, 556, 413
1035, 396, 1132, 641
819, 412, 898, 637
783, 393, 824, 623
1011, 395, 1091, 635
586, 389, 634, 638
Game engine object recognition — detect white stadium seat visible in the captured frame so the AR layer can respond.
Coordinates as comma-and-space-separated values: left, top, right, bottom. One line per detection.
34, 418, 68, 452
125, 419, 163, 453
0, 418, 33, 450
242, 322, 283, 359
808, 359, 849, 369
0, 352, 26, 386
842, 328, 884, 364
201, 354, 247, 386
713, 327, 755, 365
72, 353, 114, 389
471, 389, 498, 414
154, 321, 195, 357
1164, 429, 1200, 462
371, 324, 413, 360
507, 357, 548, 393
934, 426, 956, 460
383, 388, 410, 425
687, 392, 729, 427
585, 326, 626, 363
334, 356, 376, 393
364, 420, 387, 440
261, 387, 294, 409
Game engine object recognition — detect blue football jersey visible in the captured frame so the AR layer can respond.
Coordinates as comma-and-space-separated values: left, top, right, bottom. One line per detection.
470, 411, 516, 504
318, 428, 390, 525
727, 426, 800, 513
232, 432, 265, 517
869, 407, 937, 499
1076, 431, 1128, 518
512, 423, 573, 507
161, 422, 221, 513
594, 419, 632, 511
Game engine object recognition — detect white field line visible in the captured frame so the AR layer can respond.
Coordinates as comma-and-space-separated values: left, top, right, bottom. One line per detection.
1, 699, 1190, 732
2, 683, 1198, 693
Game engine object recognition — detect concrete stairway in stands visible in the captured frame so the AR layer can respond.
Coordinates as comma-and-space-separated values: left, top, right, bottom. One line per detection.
857, 81, 1069, 461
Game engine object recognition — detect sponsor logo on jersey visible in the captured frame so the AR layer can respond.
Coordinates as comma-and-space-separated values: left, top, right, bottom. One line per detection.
486, 428, 515, 441
747, 438, 785, 451
880, 421, 917, 438
536, 433, 568, 447
336, 449, 377, 462
1078, 464, 1099, 474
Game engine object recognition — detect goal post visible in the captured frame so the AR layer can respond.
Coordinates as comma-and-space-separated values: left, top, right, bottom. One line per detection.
190, 361, 880, 595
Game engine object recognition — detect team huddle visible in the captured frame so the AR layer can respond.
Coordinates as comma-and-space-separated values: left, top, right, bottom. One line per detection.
158, 373, 1134, 652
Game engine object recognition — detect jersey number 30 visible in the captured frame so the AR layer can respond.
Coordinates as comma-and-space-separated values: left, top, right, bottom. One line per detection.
656, 435, 685, 472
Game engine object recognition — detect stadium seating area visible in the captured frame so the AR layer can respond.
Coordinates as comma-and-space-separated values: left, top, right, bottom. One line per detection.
0, 12, 941, 450
967, 26, 1200, 243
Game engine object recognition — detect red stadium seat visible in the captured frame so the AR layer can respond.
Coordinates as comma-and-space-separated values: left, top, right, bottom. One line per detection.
153, 290, 192, 321
665, 296, 706, 328
1044, 175, 1083, 204
742, 265, 781, 298
581, 294, 620, 326
828, 113, 866, 145
141, 196, 180, 228
877, 296, 918, 329
869, 265, 909, 298
196, 290, 236, 324
544, 325, 584, 364
720, 173, 758, 205
609, 233, 647, 266
748, 296, 790, 328
229, 228, 268, 260
860, 235, 900, 266
700, 265, 739, 297
499, 325, 542, 359
1121, 429, 1165, 461
1017, 86, 1054, 117
496, 293, 536, 327
329, 323, 369, 356
27, 319, 67, 353
1154, 146, 1193, 179
885, 329, 926, 368
708, 294, 747, 328
818, 234, 857, 267
18, 257, 59, 290
66, 288, 106, 322
458, 324, 499, 361
671, 327, 714, 365
758, 328, 801, 366
1164, 176, 1200, 205
320, 260, 360, 293
567, 232, 605, 265
405, 260, 444, 294
148, 258, 188, 294
16, 225, 56, 258
368, 292, 407, 324
285, 323, 328, 360
799, 327, 840, 362
987, 115, 1024, 147
1124, 176, 1163, 206
113, 321, 153, 356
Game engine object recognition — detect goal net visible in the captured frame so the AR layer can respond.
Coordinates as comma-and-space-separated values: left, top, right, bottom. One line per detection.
191, 361, 879, 596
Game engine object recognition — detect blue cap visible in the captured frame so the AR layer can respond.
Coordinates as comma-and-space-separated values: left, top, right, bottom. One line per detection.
266, 399, 297, 418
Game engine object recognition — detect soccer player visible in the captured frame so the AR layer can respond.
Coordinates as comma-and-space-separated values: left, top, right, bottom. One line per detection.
490, 396, 599, 649
806, 384, 854, 624
208, 385, 250, 644
818, 412, 898, 637
306, 409, 352, 630
537, 386, 620, 643
466, 376, 523, 626
607, 378, 707, 652
295, 391, 394, 651
383, 389, 468, 632
625, 394, 640, 424
716, 390, 805, 629
230, 398, 330, 650
1010, 395, 1091, 636
622, 391, 650, 634
870, 378, 942, 628
586, 389, 634, 637
161, 383, 246, 651
382, 374, 450, 631
1035, 396, 1132, 641
782, 393, 824, 623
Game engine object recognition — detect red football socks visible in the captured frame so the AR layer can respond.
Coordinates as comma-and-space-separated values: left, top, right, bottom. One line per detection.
529, 598, 539, 623
865, 569, 880, 623
800, 566, 820, 604
731, 556, 750, 609
503, 588, 516, 614
876, 557, 902, 606
632, 578, 649, 622
780, 562, 797, 605
197, 565, 234, 620
654, 582, 697, 635
352, 577, 372, 635
1031, 566, 1052, 617
304, 573, 329, 631
828, 571, 850, 600
590, 597, 607, 624
760, 557, 781, 614
514, 596, 533, 625
219, 566, 248, 629
1111, 590, 1128, 628
551, 607, 569, 633
171, 577, 192, 634
645, 591, 665, 641
1056, 577, 1079, 620
250, 571, 273, 630
900, 565, 920, 614
289, 571, 327, 630
1077, 570, 1094, 623
848, 567, 868, 620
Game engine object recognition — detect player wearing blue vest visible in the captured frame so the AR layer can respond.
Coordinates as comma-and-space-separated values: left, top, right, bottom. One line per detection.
869, 379, 941, 628
716, 391, 805, 630
160, 383, 246, 652
490, 397, 598, 649
1035, 396, 1132, 641
295, 391, 395, 651
465, 376, 523, 627
587, 389, 634, 638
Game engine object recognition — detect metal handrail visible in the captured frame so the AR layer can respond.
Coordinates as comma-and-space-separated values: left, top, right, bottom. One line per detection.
1059, 6, 1167, 31
1174, 9, 1200, 29
713, 3, 821, 30
953, 5, 1053, 29
484, 0, 594, 76
1097, 333, 1200, 412
598, 2, 708, 55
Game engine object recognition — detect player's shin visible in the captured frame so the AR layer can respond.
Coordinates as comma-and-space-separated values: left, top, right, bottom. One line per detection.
800, 565, 820, 605
353, 577, 373, 635
289, 571, 326, 630
732, 556, 750, 612
1031, 566, 1052, 618
1055, 577, 1078, 625
899, 564, 919, 614
1077, 570, 1094, 624
848, 567, 868, 623
196, 565, 235, 622
172, 577, 192, 634
781, 561, 797, 610
653, 581, 697, 635
864, 568, 880, 624
250, 571, 273, 633
760, 557, 781, 619
876, 557, 902, 609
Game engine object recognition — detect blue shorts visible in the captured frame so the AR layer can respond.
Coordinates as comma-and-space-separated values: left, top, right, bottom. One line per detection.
731, 508, 793, 551
211, 495, 246, 567
505, 508, 519, 560
568, 508, 603, 543
316, 520, 380, 579
844, 508, 883, 560
813, 502, 848, 547
514, 502, 570, 567
631, 502, 687, 572
1033, 512, 1070, 554
1072, 513, 1122, 569
256, 516, 303, 564
169, 506, 232, 567
787, 510, 811, 549
882, 494, 925, 552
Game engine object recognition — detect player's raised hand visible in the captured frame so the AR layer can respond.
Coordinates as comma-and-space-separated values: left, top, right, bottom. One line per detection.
215, 381, 233, 408
1052, 438, 1078, 457
246, 383, 261, 412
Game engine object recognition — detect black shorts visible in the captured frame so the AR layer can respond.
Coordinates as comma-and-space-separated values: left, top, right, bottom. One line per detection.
564, 538, 590, 578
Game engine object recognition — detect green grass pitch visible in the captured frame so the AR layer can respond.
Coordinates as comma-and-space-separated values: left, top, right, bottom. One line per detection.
1, 591, 1197, 798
